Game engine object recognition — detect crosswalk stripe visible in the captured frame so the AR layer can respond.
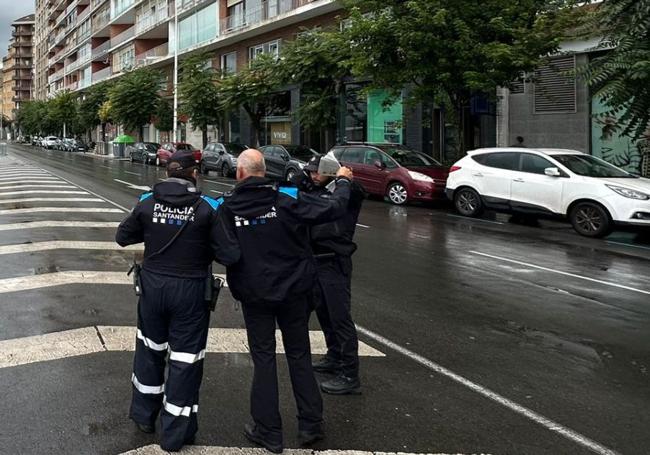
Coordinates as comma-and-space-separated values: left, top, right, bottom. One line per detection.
0, 197, 104, 204
0, 174, 52, 179
0, 207, 124, 215
0, 326, 385, 368
0, 221, 119, 232
0, 184, 75, 190
0, 271, 129, 293
119, 447, 458, 455
0, 190, 88, 197
0, 179, 63, 185
0, 241, 142, 255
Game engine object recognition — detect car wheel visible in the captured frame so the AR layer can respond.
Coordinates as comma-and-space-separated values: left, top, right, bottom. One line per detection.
286, 168, 297, 182
221, 163, 230, 178
386, 182, 408, 205
454, 187, 483, 217
570, 202, 612, 238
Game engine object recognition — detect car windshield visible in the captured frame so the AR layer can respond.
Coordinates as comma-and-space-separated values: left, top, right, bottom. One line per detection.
144, 143, 158, 151
225, 143, 246, 156
176, 143, 193, 150
551, 154, 635, 178
379, 146, 441, 167
286, 146, 317, 162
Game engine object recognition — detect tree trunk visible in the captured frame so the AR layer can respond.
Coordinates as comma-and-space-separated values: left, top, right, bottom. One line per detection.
101, 123, 106, 142
202, 127, 208, 149
139, 125, 144, 142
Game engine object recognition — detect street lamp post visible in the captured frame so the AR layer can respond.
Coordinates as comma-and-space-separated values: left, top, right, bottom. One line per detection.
172, 0, 179, 143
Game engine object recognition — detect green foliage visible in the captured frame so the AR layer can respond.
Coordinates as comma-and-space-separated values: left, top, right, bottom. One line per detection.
108, 67, 162, 138
78, 82, 113, 133
179, 53, 223, 147
49, 91, 81, 136
219, 54, 281, 146
275, 28, 352, 131
16, 100, 47, 136
342, 0, 579, 155
154, 98, 174, 132
583, 0, 650, 141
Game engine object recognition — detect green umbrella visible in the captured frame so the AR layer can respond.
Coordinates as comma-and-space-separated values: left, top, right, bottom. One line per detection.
113, 134, 135, 144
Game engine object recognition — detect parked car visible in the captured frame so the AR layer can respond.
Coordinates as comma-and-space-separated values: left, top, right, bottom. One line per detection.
43, 136, 60, 149
200, 142, 247, 176
64, 139, 89, 152
31, 136, 42, 146
260, 144, 320, 181
156, 142, 201, 166
446, 147, 650, 237
329, 143, 448, 205
58, 138, 75, 151
129, 142, 160, 164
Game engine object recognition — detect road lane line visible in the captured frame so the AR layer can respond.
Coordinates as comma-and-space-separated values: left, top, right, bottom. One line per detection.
0, 184, 75, 190
447, 214, 504, 225
41, 169, 130, 212
0, 197, 105, 204
356, 223, 370, 228
0, 221, 119, 231
204, 179, 235, 188
0, 190, 88, 197
0, 326, 384, 368
0, 241, 142, 255
0, 179, 62, 185
355, 325, 618, 455
471, 250, 650, 296
124, 171, 141, 176
0, 207, 124, 215
606, 241, 650, 251
119, 446, 469, 455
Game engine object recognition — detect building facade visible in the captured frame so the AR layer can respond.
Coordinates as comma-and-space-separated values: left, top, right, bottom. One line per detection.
1, 14, 35, 125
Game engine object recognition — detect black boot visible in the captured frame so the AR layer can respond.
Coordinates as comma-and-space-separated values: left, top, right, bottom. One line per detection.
312, 356, 341, 375
244, 423, 283, 454
298, 429, 324, 446
135, 422, 155, 434
320, 375, 361, 395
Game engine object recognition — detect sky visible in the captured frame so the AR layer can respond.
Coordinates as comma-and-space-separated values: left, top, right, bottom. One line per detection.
0, 2, 35, 61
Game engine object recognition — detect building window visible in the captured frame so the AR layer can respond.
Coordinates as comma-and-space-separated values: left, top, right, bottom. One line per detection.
179, 2, 218, 51
221, 52, 237, 75
113, 45, 135, 73
248, 40, 280, 62
226, 1, 245, 29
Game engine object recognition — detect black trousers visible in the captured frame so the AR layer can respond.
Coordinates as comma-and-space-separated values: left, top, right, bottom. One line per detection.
314, 255, 360, 378
242, 294, 323, 446
129, 269, 210, 451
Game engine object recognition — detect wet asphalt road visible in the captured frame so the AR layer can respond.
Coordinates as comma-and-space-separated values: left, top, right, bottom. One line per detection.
1, 144, 649, 455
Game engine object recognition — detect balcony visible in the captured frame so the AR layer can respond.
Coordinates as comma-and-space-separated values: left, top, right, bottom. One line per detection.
135, 5, 171, 35
92, 8, 110, 33
91, 0, 108, 9
136, 43, 169, 64
78, 6, 92, 22
111, 26, 135, 49
92, 40, 111, 60
92, 66, 112, 82
178, 0, 212, 15
221, 0, 315, 34
112, 0, 141, 21
67, 80, 79, 91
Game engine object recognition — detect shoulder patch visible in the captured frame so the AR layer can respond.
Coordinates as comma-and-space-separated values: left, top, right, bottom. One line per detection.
201, 195, 223, 210
139, 192, 153, 202
278, 186, 298, 200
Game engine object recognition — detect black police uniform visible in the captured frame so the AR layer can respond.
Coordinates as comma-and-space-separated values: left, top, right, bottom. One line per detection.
116, 161, 237, 451
217, 175, 351, 451
294, 163, 365, 392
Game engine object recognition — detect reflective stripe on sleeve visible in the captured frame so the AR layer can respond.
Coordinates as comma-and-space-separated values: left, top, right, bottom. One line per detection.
169, 349, 206, 364
136, 329, 168, 351
131, 373, 164, 394
163, 396, 199, 417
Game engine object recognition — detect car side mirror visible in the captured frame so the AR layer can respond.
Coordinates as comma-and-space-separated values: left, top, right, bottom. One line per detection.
544, 167, 561, 177
374, 160, 386, 169
282, 154, 290, 161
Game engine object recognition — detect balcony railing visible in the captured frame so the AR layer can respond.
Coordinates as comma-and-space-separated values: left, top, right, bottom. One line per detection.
178, 0, 210, 15
91, 40, 111, 59
67, 80, 79, 91
78, 6, 92, 22
136, 43, 169, 64
111, 26, 135, 49
48, 69, 65, 84
92, 8, 110, 33
221, 0, 314, 35
92, 66, 112, 82
135, 4, 171, 34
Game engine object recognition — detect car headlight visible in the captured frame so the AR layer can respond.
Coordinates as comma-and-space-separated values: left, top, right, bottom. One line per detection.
408, 171, 434, 183
298, 162, 305, 169
606, 184, 650, 200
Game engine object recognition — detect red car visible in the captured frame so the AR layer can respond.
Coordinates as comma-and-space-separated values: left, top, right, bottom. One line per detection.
156, 142, 202, 166
330, 144, 448, 205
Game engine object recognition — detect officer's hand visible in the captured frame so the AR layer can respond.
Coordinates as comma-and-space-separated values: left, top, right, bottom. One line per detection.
336, 166, 353, 180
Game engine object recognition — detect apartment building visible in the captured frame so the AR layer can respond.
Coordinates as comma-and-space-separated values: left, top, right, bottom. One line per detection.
1, 15, 35, 123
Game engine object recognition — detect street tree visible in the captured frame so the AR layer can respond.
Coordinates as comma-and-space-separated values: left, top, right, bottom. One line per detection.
583, 0, 650, 141
179, 53, 223, 148
154, 98, 174, 134
219, 54, 281, 147
108, 67, 162, 140
342, 0, 579, 157
16, 101, 44, 136
49, 91, 81, 137
276, 28, 352, 149
78, 81, 113, 141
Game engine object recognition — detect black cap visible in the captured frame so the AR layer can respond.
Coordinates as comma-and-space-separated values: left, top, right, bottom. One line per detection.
304, 155, 321, 172
167, 150, 196, 170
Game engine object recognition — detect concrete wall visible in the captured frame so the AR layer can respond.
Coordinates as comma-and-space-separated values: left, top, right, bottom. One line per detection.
504, 54, 591, 152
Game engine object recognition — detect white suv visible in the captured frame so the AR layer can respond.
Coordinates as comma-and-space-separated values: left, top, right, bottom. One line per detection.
446, 148, 650, 237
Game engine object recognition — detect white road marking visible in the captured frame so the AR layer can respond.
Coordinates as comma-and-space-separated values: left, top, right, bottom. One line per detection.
0, 179, 63, 185
205, 179, 235, 188
119, 446, 473, 455
356, 223, 370, 228
471, 250, 650, 296
114, 178, 151, 191
0, 197, 105, 205
0, 207, 124, 215
44, 169, 131, 212
447, 214, 504, 225
0, 175, 55, 182
124, 171, 141, 176
0, 326, 384, 368
0, 241, 142, 255
0, 184, 75, 190
0, 221, 119, 232
606, 241, 650, 251
0, 190, 88, 197
0, 271, 130, 294
356, 325, 618, 455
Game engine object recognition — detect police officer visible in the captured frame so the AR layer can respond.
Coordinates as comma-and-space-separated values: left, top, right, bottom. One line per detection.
116, 150, 238, 452
294, 156, 365, 394
217, 149, 353, 453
